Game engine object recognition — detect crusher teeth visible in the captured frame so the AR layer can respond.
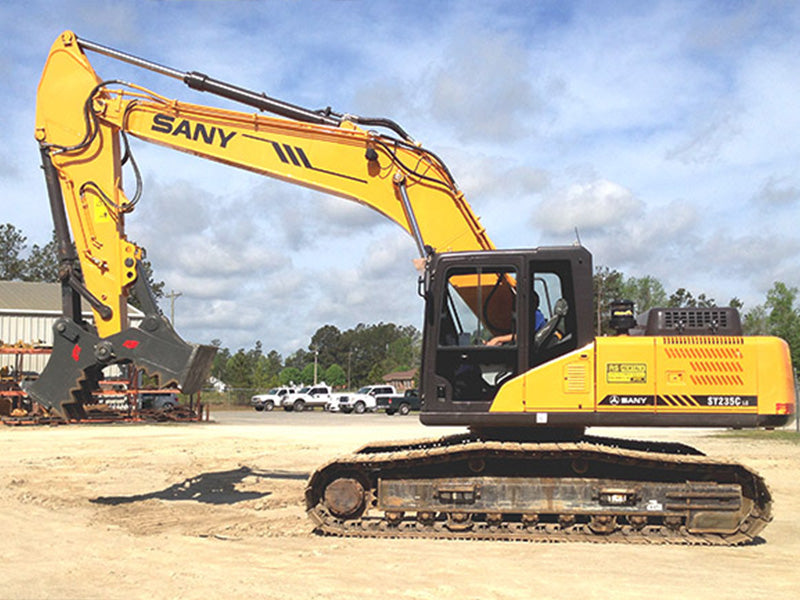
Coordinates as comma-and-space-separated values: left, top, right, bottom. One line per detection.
305, 434, 772, 545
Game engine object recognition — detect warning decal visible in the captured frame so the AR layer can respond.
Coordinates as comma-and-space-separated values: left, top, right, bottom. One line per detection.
606, 363, 647, 384
93, 197, 111, 223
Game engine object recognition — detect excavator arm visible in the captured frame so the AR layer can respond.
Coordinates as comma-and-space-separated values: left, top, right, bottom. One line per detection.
29, 31, 498, 415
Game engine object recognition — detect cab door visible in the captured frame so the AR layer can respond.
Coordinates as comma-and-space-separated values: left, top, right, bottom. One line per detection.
430, 259, 522, 412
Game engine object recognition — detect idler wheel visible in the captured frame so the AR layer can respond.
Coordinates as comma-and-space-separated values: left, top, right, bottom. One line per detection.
385, 511, 404, 526
558, 514, 576, 529
467, 457, 486, 473
571, 458, 589, 475
323, 478, 365, 519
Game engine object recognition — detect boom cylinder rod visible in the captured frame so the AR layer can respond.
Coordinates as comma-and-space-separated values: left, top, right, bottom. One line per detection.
77, 37, 185, 79
394, 175, 428, 258
39, 147, 82, 324
76, 36, 341, 127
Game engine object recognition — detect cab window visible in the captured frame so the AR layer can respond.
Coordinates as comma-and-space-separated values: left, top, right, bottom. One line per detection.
530, 263, 577, 366
436, 266, 518, 402
439, 267, 516, 347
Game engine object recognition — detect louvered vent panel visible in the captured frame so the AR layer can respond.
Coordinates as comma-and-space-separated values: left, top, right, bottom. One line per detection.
564, 362, 588, 393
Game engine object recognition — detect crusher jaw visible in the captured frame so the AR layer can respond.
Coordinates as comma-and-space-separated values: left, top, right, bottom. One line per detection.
24, 314, 216, 420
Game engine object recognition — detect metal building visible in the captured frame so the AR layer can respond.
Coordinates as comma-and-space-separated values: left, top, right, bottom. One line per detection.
0, 281, 143, 374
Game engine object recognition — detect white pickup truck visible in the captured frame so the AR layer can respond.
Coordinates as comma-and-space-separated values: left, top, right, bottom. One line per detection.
333, 384, 397, 414
251, 386, 296, 411
282, 383, 334, 412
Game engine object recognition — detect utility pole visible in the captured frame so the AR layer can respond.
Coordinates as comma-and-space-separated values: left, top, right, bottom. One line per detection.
347, 350, 352, 389
166, 290, 182, 325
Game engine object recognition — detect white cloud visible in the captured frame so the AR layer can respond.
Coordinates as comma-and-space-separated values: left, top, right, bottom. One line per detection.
535, 179, 642, 236
449, 152, 551, 203
314, 232, 422, 325
426, 29, 542, 142
0, 152, 19, 180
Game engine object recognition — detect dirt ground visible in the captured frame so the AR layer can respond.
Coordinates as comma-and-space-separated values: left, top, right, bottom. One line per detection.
0, 411, 798, 600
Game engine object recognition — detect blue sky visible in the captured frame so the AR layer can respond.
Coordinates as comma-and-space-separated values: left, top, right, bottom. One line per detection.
1, 1, 799, 355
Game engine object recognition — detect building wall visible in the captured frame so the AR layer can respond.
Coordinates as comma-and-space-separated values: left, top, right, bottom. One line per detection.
0, 312, 56, 346
1, 312, 60, 373
382, 369, 418, 391
1, 312, 144, 375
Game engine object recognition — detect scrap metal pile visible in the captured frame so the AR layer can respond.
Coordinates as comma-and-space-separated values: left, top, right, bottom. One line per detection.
1, 345, 204, 426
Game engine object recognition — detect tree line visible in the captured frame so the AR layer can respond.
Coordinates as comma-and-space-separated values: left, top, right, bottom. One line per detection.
211, 322, 421, 399
594, 267, 800, 371
215, 266, 800, 396
0, 222, 421, 394
0, 224, 58, 282
0, 223, 164, 302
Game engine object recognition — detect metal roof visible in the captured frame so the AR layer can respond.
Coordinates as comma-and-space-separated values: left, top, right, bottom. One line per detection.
0, 281, 144, 316
382, 368, 418, 381
0, 281, 62, 313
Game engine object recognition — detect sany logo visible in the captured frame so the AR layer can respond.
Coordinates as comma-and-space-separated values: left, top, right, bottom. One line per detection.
151, 114, 237, 148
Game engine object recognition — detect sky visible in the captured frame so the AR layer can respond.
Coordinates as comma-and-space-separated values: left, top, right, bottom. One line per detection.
1, 0, 799, 356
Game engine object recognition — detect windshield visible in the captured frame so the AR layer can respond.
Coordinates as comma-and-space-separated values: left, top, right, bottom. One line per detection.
356, 387, 371, 394
440, 267, 517, 346
267, 388, 278, 394
298, 387, 310, 393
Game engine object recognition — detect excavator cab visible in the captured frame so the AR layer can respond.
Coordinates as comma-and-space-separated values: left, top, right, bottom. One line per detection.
419, 246, 594, 428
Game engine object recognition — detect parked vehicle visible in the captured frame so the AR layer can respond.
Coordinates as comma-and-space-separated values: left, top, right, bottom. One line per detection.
139, 390, 179, 411
376, 389, 420, 415
92, 381, 180, 411
282, 384, 333, 412
251, 387, 295, 411
336, 385, 396, 414
325, 394, 348, 412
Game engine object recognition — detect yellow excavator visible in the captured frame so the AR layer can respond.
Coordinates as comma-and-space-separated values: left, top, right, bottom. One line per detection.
28, 31, 796, 544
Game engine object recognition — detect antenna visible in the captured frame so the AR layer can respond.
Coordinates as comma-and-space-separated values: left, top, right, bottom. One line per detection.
574, 227, 582, 246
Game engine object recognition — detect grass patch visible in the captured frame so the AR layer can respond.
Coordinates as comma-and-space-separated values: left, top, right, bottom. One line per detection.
713, 429, 800, 444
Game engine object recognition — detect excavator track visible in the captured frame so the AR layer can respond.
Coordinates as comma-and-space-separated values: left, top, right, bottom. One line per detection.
305, 434, 771, 545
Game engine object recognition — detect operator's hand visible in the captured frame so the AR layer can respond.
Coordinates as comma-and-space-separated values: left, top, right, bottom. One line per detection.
485, 334, 513, 346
